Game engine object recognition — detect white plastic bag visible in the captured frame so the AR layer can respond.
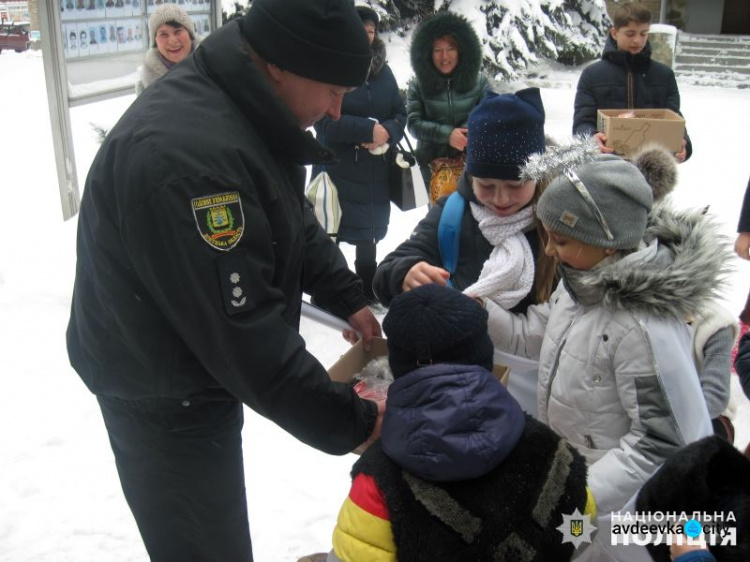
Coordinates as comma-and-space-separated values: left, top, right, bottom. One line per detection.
305, 171, 341, 237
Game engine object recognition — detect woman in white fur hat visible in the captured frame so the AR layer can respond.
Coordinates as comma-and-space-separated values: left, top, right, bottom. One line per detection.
136, 3, 198, 94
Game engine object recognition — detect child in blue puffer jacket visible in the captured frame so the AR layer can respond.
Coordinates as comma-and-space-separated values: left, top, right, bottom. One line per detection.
326, 284, 596, 562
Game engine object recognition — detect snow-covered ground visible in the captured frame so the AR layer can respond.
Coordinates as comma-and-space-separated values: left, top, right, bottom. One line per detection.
2, 32, 750, 562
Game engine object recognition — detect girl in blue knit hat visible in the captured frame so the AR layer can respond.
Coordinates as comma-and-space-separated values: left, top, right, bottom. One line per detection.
373, 88, 558, 414
373, 87, 557, 314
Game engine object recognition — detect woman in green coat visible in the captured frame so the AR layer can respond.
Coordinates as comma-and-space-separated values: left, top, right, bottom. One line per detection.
407, 12, 489, 187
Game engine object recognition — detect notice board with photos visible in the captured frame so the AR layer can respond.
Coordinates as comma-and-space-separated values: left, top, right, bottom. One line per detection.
59, 0, 214, 103
38, 0, 221, 220
60, 0, 212, 61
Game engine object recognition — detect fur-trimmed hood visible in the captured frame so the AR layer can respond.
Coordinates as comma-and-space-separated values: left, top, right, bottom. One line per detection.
368, 36, 387, 79
561, 204, 732, 318
409, 11, 483, 95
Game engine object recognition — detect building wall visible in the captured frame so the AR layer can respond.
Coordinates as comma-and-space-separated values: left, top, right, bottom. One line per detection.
27, 0, 38, 33
605, 0, 691, 29
0, 0, 29, 22
605, 0, 746, 34
666, 0, 688, 30
722, 0, 750, 35
685, 0, 724, 34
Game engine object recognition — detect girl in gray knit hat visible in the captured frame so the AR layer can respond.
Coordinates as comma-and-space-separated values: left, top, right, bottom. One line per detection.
136, 3, 198, 94
480, 142, 733, 538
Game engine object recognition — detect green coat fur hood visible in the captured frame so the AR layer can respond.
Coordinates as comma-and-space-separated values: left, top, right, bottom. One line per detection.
407, 12, 488, 166
409, 11, 484, 95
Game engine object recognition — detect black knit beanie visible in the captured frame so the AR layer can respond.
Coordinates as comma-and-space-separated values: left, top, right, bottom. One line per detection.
383, 284, 494, 378
240, 0, 372, 88
466, 88, 546, 180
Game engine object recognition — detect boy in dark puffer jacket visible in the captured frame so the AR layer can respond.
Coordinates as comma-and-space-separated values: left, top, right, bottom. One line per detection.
573, 2, 692, 162
329, 284, 596, 561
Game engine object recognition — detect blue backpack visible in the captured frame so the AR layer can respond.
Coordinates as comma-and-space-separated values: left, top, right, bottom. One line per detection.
437, 191, 465, 289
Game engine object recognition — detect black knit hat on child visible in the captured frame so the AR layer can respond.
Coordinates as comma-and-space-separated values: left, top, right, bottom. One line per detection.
536, 154, 654, 250
466, 88, 546, 180
149, 4, 195, 47
240, 0, 372, 88
383, 284, 494, 378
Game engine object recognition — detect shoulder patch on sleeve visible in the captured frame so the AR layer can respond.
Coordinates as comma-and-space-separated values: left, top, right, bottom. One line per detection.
216, 251, 256, 315
192, 192, 245, 251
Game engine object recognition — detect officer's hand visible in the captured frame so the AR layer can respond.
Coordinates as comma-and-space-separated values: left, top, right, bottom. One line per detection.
345, 306, 382, 352
353, 399, 385, 455
402, 261, 450, 292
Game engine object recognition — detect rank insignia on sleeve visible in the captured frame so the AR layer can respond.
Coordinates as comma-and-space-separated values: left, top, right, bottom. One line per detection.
216, 252, 255, 315
191, 192, 245, 251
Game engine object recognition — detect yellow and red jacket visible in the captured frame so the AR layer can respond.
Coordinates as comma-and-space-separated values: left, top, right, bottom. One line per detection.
332, 473, 396, 561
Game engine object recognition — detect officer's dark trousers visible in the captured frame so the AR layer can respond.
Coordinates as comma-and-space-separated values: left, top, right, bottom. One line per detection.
97, 396, 253, 562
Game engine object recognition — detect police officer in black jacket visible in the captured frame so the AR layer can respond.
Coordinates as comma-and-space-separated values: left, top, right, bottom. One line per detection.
66, 1, 383, 560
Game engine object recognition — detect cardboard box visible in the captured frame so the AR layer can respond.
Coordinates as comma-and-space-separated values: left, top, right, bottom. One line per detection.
328, 337, 390, 383
327, 336, 509, 386
597, 108, 685, 156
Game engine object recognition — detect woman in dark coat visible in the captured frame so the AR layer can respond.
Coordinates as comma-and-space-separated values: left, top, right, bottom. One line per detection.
407, 11, 489, 186
313, 6, 406, 304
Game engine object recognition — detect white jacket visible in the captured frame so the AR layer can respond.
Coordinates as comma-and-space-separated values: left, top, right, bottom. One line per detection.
485, 205, 731, 513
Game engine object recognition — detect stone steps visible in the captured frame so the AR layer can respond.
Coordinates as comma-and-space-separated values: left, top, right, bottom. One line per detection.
678, 58, 750, 71
679, 35, 750, 47
675, 33, 750, 86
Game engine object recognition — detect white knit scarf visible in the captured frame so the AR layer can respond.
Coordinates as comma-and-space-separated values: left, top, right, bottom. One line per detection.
463, 203, 535, 308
